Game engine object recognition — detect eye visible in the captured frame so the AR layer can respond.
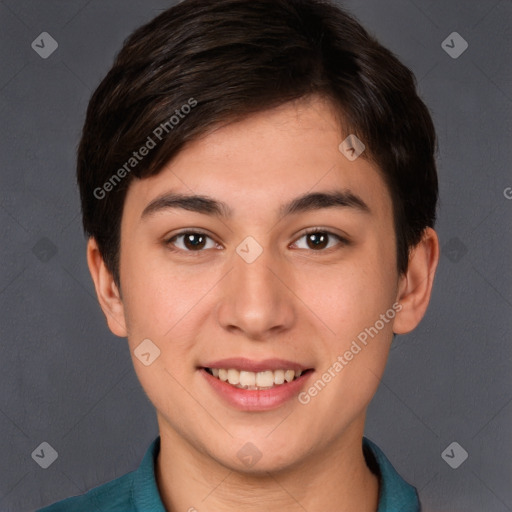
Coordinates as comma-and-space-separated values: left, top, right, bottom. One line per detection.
291, 229, 347, 251
166, 231, 219, 252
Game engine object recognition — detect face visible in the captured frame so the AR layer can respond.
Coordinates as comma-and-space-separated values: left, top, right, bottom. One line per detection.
107, 96, 405, 472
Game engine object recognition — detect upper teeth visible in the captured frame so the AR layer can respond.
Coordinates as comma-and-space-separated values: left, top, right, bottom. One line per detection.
211, 368, 302, 389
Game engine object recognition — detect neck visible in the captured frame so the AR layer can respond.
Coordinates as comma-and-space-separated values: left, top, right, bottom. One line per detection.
155, 419, 379, 512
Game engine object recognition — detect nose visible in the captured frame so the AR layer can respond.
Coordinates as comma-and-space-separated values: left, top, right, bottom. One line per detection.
215, 242, 296, 340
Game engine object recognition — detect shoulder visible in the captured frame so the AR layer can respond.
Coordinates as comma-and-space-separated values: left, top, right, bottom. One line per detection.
36, 437, 163, 512
36, 469, 137, 512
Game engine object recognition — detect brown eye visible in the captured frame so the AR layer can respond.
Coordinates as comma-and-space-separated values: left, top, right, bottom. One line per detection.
167, 231, 217, 252
292, 229, 347, 251
183, 233, 206, 250
305, 232, 329, 250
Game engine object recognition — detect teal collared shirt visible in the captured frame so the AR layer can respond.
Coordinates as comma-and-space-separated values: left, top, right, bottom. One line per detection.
37, 436, 420, 511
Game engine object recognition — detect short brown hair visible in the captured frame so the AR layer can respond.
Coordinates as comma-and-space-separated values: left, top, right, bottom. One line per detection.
77, 0, 438, 287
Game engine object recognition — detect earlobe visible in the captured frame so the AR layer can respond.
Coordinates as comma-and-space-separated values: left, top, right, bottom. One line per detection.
86, 238, 128, 337
393, 227, 440, 335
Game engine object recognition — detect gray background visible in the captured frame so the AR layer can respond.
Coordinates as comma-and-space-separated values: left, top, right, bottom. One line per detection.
0, 0, 510, 511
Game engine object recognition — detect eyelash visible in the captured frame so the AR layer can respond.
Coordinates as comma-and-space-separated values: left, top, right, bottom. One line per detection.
164, 228, 349, 255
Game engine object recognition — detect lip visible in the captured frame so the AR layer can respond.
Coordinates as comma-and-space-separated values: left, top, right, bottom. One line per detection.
199, 364, 314, 412
201, 357, 311, 373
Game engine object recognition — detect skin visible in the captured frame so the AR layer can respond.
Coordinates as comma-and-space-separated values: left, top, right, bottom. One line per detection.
87, 95, 439, 511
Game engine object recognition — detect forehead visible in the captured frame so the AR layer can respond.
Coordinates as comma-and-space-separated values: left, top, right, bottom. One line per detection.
123, 97, 392, 224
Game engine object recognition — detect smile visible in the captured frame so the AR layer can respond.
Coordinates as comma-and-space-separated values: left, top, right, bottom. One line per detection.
199, 357, 314, 410
204, 368, 306, 390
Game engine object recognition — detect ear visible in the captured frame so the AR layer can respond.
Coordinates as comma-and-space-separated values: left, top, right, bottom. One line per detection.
393, 227, 440, 335
86, 237, 128, 337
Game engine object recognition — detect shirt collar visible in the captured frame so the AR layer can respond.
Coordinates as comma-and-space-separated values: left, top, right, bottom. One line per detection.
363, 437, 420, 511
131, 436, 167, 512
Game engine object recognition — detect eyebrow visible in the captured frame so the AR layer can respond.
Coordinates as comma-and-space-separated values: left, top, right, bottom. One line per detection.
140, 189, 371, 221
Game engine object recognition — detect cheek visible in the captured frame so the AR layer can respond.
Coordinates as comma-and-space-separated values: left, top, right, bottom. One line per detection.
120, 249, 218, 354
301, 267, 396, 421
298, 251, 396, 339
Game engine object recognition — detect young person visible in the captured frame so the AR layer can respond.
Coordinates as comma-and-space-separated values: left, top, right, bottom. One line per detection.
39, 0, 439, 510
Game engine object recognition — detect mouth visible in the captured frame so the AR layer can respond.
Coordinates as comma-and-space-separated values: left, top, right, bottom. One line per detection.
199, 357, 315, 410
203, 367, 313, 390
